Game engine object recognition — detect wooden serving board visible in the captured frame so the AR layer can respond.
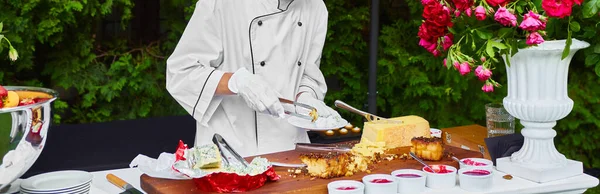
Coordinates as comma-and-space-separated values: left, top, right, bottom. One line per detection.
140, 145, 482, 194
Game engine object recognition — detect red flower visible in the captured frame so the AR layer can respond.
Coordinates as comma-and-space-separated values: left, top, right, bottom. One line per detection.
418, 22, 448, 41
542, 0, 573, 18
423, 1, 453, 27
486, 0, 511, 7
452, 0, 474, 12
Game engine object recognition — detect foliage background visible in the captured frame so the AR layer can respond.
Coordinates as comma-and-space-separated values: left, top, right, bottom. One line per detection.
0, 0, 598, 192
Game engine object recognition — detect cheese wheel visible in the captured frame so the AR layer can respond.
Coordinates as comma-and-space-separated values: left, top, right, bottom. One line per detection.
361, 115, 431, 149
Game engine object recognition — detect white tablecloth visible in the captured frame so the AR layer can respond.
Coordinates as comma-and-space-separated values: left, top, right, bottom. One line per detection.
8, 167, 599, 194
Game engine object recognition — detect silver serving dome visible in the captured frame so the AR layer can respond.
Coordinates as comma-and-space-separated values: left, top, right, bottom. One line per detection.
0, 86, 58, 191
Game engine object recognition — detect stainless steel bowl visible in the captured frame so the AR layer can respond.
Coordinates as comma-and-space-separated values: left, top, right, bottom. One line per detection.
0, 86, 58, 191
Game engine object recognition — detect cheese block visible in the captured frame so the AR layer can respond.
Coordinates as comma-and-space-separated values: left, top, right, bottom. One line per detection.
361, 115, 431, 149
191, 144, 222, 169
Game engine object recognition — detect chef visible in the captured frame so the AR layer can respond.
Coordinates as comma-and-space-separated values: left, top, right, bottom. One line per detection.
166, 0, 340, 157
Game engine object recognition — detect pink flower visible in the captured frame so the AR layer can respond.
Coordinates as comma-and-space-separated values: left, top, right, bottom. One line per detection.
422, 0, 434, 4
480, 56, 486, 62
459, 62, 471, 75
419, 38, 438, 53
443, 58, 447, 67
494, 7, 517, 27
455, 10, 461, 17
526, 32, 545, 45
466, 8, 473, 17
475, 6, 487, 20
486, 0, 511, 7
442, 35, 453, 50
482, 82, 494, 92
572, 0, 583, 5
475, 65, 493, 81
453, 61, 460, 69
542, 0, 573, 18
520, 11, 546, 31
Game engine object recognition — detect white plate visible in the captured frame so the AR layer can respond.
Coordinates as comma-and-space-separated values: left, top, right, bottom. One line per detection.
287, 116, 349, 131
20, 170, 92, 191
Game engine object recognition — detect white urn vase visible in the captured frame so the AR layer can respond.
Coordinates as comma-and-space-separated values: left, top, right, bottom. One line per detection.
496, 39, 590, 183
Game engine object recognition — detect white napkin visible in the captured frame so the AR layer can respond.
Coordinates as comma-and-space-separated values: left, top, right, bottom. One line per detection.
129, 153, 191, 180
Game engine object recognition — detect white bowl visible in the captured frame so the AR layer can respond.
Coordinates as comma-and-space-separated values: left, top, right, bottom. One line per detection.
362, 174, 398, 194
422, 165, 457, 189
391, 169, 426, 194
327, 180, 364, 194
430, 128, 442, 138
458, 168, 493, 192
459, 158, 494, 171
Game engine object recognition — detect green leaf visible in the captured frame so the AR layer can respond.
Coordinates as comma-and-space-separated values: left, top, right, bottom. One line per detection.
570, 21, 581, 32
593, 44, 600, 53
490, 40, 508, 50
585, 54, 600, 67
562, 33, 572, 60
486, 41, 495, 58
0, 22, 3, 32
596, 63, 600, 76
498, 28, 513, 38
532, 0, 543, 10
583, 0, 599, 18
475, 29, 493, 40
448, 27, 457, 34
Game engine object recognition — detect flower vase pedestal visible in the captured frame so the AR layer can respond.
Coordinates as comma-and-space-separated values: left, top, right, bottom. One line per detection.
496, 39, 590, 183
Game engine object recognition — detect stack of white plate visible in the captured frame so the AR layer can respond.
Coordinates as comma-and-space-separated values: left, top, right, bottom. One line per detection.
20, 170, 93, 194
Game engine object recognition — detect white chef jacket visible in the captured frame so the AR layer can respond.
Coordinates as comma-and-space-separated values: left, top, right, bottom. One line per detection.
166, 0, 329, 157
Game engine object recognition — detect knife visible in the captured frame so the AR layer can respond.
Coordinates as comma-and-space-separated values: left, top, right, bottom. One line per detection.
106, 173, 144, 194
295, 143, 353, 153
334, 100, 403, 124
279, 98, 317, 121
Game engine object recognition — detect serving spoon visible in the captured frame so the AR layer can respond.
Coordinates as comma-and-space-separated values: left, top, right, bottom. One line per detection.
409, 152, 437, 174
452, 156, 466, 166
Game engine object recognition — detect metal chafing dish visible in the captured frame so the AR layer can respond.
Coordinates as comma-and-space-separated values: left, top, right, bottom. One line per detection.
0, 86, 58, 192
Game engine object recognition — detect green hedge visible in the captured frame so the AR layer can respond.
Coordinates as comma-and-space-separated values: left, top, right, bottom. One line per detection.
0, 0, 598, 190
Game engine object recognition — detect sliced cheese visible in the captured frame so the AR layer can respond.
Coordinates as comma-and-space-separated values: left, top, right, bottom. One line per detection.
361, 115, 431, 149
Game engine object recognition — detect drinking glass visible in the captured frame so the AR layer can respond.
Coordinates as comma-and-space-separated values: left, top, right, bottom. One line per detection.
485, 103, 515, 137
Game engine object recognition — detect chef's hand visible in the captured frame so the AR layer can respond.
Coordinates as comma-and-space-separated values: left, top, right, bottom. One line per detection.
296, 93, 341, 118
228, 68, 285, 118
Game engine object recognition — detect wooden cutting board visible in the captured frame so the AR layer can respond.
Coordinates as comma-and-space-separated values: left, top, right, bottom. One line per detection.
140, 145, 482, 194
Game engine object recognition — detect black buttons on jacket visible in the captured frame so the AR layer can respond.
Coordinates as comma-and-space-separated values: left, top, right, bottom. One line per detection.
298, 61, 302, 66
297, 22, 302, 26
260, 61, 266, 66
258, 20, 263, 26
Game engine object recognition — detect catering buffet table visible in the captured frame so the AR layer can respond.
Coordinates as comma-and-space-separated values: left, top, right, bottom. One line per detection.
11, 124, 600, 194
81, 165, 598, 194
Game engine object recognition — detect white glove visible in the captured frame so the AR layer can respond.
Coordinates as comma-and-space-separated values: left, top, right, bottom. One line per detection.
228, 68, 284, 118
296, 93, 341, 119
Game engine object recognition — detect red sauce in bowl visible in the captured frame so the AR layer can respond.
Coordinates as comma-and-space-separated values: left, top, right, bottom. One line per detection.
395, 174, 422, 178
462, 159, 487, 166
336, 186, 357, 190
424, 165, 454, 173
370, 178, 393, 183
463, 170, 491, 176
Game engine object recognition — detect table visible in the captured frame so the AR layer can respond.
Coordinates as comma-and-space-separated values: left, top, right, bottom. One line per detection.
82, 166, 598, 194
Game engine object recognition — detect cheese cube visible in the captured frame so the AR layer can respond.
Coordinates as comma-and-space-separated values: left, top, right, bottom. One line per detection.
361, 115, 431, 149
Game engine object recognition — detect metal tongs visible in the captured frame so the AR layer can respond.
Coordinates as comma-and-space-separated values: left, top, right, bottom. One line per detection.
279, 98, 317, 121
212, 133, 249, 167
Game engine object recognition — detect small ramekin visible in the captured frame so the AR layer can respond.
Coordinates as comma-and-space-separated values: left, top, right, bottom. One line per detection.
458, 168, 493, 192
327, 180, 365, 194
422, 165, 457, 189
362, 174, 398, 194
391, 169, 426, 194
